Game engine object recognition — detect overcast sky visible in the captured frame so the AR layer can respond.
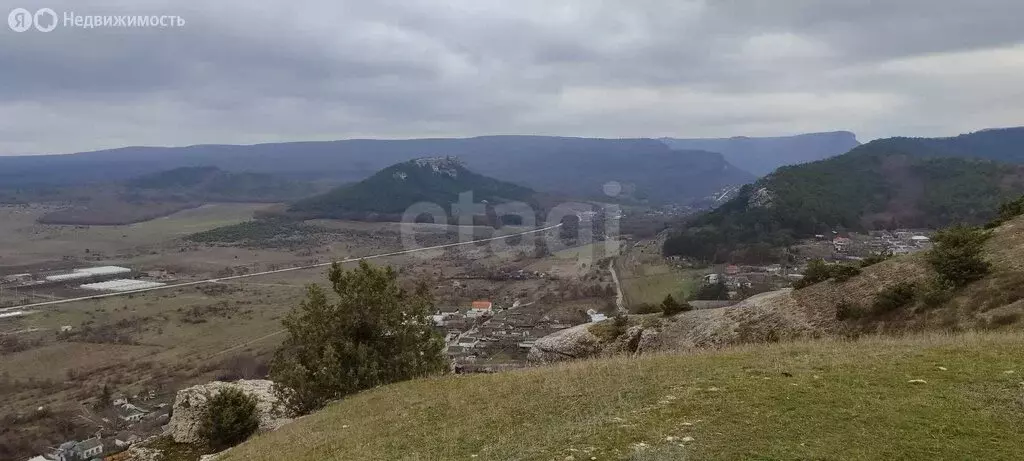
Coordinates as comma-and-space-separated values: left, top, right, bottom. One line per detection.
2, 0, 1023, 155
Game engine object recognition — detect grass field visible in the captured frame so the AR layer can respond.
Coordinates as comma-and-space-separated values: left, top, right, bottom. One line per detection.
613, 237, 701, 308
223, 330, 1024, 461
0, 203, 271, 267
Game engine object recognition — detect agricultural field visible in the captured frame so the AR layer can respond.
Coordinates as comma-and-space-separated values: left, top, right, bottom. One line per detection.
0, 203, 271, 268
616, 238, 700, 308
0, 201, 615, 459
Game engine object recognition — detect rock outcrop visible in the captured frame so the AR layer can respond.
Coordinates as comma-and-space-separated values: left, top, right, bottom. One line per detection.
527, 323, 603, 363
528, 288, 838, 364
126, 445, 164, 461
169, 379, 292, 444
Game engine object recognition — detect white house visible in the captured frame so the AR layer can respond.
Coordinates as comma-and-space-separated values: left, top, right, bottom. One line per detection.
115, 431, 141, 448
74, 437, 103, 459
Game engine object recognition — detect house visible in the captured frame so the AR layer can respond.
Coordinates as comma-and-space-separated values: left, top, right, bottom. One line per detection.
114, 431, 140, 448
457, 337, 479, 348
725, 265, 740, 275
466, 301, 493, 318
726, 276, 752, 290
702, 273, 721, 284
431, 311, 460, 326
117, 403, 148, 423
833, 237, 852, 252
586, 309, 607, 323
69, 437, 102, 460
50, 441, 77, 461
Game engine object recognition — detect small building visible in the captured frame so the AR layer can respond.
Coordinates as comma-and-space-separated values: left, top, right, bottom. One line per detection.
466, 301, 493, 318
74, 437, 103, 459
114, 431, 140, 448
725, 265, 740, 275
703, 273, 721, 284
586, 309, 608, 323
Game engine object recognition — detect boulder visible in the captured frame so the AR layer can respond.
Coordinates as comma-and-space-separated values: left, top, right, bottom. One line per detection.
126, 445, 164, 461
169, 379, 292, 444
528, 323, 603, 364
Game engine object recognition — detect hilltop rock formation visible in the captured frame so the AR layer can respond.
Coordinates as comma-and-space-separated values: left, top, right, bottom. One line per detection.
169, 380, 292, 444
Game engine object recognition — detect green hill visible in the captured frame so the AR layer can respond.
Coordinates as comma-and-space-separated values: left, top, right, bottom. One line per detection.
219, 330, 1024, 461
664, 129, 1024, 262
288, 157, 540, 222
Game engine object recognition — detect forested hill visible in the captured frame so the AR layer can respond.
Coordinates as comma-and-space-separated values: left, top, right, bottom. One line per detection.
288, 157, 539, 221
663, 129, 1024, 263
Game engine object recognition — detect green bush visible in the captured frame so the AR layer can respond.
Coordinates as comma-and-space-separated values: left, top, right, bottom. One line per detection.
793, 260, 861, 289
660, 295, 692, 317
693, 281, 730, 300
918, 278, 955, 309
200, 388, 260, 451
835, 301, 862, 320
630, 303, 661, 315
831, 264, 862, 282
860, 251, 893, 268
270, 261, 447, 415
986, 195, 1024, 228
872, 282, 918, 314
926, 225, 991, 288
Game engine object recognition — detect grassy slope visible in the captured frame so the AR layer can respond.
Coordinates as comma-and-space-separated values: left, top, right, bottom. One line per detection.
224, 331, 1024, 461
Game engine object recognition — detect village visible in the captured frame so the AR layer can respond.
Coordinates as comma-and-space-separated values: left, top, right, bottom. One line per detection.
23, 390, 171, 461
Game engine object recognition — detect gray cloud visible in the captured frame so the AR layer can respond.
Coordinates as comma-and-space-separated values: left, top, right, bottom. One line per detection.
1, 0, 1023, 154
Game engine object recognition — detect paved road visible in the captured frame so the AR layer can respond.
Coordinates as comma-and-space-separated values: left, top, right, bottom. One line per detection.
0, 223, 562, 313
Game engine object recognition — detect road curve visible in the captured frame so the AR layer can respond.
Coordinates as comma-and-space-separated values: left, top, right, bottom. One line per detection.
1, 223, 562, 313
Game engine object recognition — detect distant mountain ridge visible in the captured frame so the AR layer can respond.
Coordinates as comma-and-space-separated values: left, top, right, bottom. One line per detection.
125, 166, 318, 202
663, 127, 1024, 263
659, 131, 861, 176
0, 136, 755, 205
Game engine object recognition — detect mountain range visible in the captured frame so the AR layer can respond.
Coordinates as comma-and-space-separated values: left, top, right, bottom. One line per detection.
660, 131, 861, 176
663, 127, 1024, 263
0, 135, 815, 205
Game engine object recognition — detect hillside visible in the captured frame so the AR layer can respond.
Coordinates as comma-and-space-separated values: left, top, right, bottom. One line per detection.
124, 166, 318, 202
664, 129, 1024, 262
210, 216, 1024, 460
218, 330, 1024, 461
660, 131, 861, 176
0, 136, 753, 205
560, 214, 1024, 364
288, 157, 539, 222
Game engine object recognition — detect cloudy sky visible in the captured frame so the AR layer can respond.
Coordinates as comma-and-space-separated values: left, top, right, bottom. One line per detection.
2, 0, 1023, 155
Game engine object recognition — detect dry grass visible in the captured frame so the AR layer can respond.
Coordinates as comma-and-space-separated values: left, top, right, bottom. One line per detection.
223, 330, 1024, 461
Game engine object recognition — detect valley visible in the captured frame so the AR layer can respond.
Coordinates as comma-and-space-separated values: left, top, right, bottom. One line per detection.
0, 197, 622, 459
3, 128, 1024, 461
